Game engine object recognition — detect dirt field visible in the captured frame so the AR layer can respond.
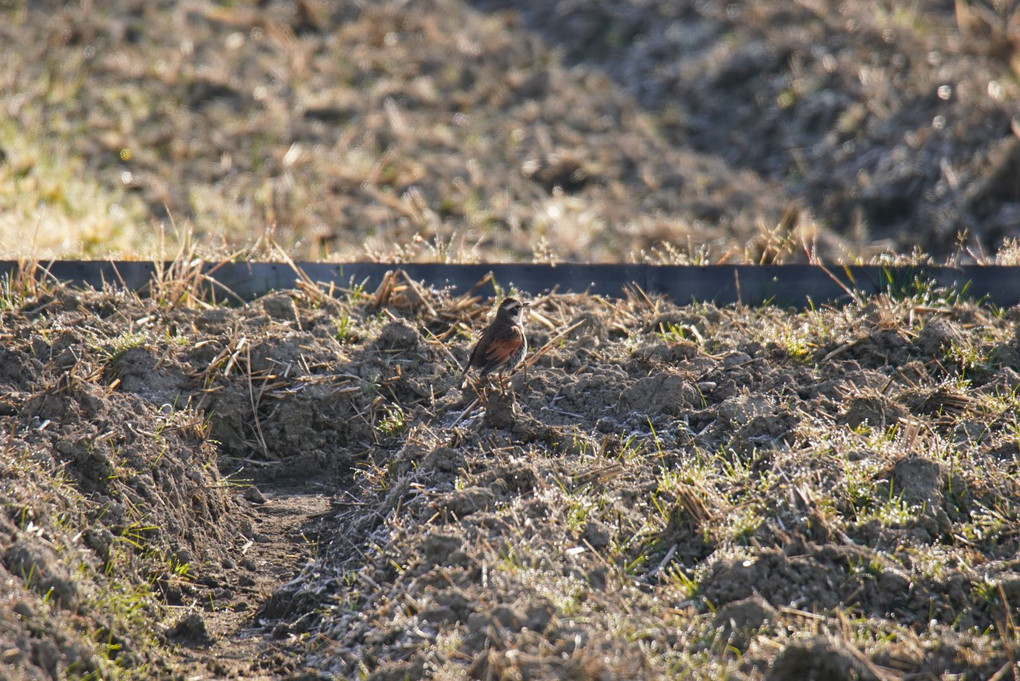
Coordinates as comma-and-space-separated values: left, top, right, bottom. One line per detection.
3, 267, 1020, 679
5, 0, 1020, 679
2, 0, 1020, 261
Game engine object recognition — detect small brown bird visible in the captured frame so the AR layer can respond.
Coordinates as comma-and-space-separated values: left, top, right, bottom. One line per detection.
460, 297, 527, 390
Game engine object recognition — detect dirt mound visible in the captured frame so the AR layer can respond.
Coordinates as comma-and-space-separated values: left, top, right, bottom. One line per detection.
0, 283, 383, 679
4, 273, 1020, 679
1, 290, 244, 678
178, 276, 1020, 678
490, 0, 1020, 255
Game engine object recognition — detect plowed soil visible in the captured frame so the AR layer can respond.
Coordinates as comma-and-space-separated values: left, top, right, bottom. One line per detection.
5, 0, 1020, 679
3, 273, 1020, 679
3, 0, 1020, 260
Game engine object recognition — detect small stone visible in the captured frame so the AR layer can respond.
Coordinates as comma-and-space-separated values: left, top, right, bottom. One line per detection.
442, 486, 494, 517
167, 612, 210, 644
244, 485, 267, 504
13, 600, 34, 619
423, 533, 462, 566
713, 595, 777, 649
891, 456, 944, 505
262, 294, 297, 321
374, 320, 420, 350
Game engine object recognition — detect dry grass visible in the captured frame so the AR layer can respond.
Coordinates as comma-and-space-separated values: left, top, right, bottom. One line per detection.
5, 250, 1020, 678
2, 0, 1018, 262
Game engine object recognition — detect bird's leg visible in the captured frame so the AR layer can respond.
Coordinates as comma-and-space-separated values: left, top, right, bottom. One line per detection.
506, 374, 520, 416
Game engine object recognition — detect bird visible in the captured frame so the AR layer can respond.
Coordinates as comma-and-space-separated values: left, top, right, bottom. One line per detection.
460, 297, 528, 391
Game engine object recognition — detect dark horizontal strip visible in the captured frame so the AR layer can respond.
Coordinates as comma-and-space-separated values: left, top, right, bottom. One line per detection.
1, 261, 1016, 307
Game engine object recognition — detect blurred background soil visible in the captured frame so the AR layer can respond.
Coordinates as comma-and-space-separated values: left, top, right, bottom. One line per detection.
2, 0, 1020, 262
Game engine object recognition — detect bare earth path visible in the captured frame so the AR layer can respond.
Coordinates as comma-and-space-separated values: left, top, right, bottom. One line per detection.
169, 487, 331, 681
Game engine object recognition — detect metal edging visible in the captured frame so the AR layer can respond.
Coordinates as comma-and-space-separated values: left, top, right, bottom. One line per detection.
0, 261, 1016, 307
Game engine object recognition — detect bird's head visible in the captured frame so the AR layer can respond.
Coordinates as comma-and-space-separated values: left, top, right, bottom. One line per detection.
497, 297, 526, 319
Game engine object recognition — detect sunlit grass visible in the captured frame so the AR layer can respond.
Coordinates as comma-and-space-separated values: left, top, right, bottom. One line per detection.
0, 121, 151, 258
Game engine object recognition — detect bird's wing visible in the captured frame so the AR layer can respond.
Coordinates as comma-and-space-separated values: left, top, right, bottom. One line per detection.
482, 327, 524, 366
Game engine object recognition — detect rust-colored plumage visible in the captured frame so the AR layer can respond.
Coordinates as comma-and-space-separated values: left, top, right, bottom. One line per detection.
461, 297, 527, 387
